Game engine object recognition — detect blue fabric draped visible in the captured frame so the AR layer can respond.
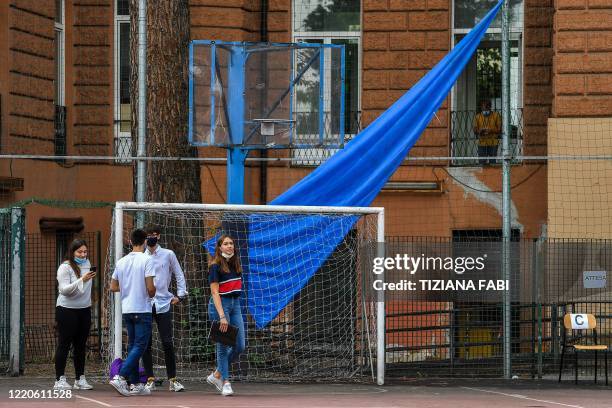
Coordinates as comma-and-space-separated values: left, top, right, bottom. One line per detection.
210, 1, 503, 328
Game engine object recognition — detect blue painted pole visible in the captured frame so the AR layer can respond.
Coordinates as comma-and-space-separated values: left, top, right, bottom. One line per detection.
227, 45, 247, 204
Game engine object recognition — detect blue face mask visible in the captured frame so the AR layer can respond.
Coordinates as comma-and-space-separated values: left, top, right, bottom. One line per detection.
482, 110, 491, 116
75, 257, 87, 265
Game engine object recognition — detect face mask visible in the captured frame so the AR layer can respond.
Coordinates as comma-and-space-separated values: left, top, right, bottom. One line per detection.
221, 252, 234, 260
146, 237, 158, 247
482, 110, 491, 116
75, 257, 87, 265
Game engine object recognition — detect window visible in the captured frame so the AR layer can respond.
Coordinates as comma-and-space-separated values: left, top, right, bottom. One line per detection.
293, 0, 360, 32
114, 0, 131, 163
451, 0, 524, 165
292, 0, 361, 166
54, 0, 66, 157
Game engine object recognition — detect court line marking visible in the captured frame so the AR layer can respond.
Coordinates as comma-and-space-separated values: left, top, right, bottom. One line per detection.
75, 394, 114, 407
182, 388, 389, 396
83, 403, 193, 408
462, 386, 585, 408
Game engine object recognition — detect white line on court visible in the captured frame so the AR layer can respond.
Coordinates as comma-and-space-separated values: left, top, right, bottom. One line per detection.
461, 386, 585, 408
113, 405, 193, 408
180, 388, 389, 396
75, 394, 114, 407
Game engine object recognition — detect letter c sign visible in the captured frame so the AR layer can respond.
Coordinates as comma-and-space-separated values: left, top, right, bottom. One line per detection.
570, 314, 589, 330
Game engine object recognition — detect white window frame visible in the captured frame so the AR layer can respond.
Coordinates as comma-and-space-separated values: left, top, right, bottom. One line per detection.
450, 1, 525, 162
54, 0, 65, 107
114, 4, 131, 163
291, 1, 362, 166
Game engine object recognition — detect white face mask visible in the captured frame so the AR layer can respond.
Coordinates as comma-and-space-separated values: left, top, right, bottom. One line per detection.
482, 110, 491, 116
221, 252, 234, 260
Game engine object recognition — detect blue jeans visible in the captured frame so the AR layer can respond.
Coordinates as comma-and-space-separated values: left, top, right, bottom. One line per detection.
120, 313, 152, 384
208, 296, 245, 381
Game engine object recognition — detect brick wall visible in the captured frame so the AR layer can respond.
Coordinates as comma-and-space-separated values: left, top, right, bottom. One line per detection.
7, 0, 55, 155
553, 0, 612, 117
72, 0, 113, 156
190, 0, 263, 41
362, 0, 450, 158
523, 0, 554, 156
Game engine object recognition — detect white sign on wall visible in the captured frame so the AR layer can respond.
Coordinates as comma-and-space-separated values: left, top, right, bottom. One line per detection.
583, 271, 607, 289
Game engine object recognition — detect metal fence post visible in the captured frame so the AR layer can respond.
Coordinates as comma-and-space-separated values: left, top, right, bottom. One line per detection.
9, 207, 25, 376
96, 231, 102, 356
501, 0, 513, 379
535, 237, 544, 379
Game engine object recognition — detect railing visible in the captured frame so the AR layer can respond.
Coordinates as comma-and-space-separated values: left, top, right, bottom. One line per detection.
114, 134, 132, 164
54, 105, 67, 158
291, 111, 362, 166
450, 109, 523, 166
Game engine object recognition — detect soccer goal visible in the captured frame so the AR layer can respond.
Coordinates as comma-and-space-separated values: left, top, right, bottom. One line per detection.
102, 202, 386, 384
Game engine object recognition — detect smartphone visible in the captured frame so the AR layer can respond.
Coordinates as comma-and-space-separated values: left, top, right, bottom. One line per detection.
90, 266, 97, 273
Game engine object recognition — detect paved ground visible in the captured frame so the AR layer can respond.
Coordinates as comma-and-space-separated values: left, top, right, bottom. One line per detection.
0, 377, 610, 408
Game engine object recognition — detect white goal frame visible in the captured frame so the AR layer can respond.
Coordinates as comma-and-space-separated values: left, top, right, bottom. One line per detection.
113, 201, 386, 384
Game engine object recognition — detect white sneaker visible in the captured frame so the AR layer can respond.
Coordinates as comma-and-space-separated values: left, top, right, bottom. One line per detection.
144, 377, 156, 391
221, 382, 234, 396
73, 375, 93, 390
53, 376, 72, 390
169, 378, 185, 392
206, 372, 223, 392
129, 383, 151, 396
109, 375, 130, 396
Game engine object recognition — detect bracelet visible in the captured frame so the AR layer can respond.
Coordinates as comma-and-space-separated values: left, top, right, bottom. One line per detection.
219, 315, 226, 320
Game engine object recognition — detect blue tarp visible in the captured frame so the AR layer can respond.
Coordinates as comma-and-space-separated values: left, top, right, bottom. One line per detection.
214, 1, 503, 328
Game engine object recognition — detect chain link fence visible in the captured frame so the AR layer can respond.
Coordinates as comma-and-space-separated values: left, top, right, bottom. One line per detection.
22, 231, 102, 364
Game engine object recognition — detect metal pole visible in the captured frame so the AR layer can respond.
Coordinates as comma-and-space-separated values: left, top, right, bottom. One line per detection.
501, 0, 512, 380
136, 0, 147, 222
535, 238, 544, 379
113, 208, 124, 359
9, 207, 24, 376
376, 209, 385, 385
227, 46, 247, 204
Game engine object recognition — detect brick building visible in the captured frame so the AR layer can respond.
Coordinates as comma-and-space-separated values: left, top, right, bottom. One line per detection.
1, 0, 611, 371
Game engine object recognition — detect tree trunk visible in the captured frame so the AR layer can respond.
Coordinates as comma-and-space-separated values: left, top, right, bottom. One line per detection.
130, 0, 201, 204
129, 2, 205, 371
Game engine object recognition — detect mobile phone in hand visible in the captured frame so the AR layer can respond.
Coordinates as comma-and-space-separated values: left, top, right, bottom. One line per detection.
90, 266, 97, 273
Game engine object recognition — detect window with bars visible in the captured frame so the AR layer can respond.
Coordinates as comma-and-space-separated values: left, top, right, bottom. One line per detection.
114, 0, 131, 163
451, 0, 524, 164
292, 1, 361, 166
54, 0, 66, 157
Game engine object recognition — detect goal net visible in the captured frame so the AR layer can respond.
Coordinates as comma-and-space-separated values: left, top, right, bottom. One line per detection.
101, 202, 383, 383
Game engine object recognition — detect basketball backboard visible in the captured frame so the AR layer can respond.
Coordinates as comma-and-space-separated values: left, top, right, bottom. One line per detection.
188, 41, 345, 150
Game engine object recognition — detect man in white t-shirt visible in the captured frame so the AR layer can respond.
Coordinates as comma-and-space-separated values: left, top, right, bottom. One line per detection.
109, 229, 156, 397
142, 225, 188, 392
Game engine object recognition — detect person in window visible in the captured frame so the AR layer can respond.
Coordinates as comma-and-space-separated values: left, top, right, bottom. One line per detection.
206, 235, 246, 396
473, 99, 501, 164
54, 239, 96, 390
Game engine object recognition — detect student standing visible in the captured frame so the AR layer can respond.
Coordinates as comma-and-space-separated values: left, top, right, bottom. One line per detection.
53, 239, 96, 390
206, 235, 246, 396
109, 229, 156, 396
142, 225, 188, 392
